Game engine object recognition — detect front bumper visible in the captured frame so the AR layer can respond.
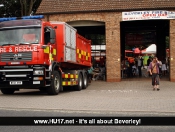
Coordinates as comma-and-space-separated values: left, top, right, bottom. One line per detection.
0, 80, 45, 88
0, 68, 45, 89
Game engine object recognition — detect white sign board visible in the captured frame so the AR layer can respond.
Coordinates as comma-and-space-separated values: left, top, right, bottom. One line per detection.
122, 10, 175, 21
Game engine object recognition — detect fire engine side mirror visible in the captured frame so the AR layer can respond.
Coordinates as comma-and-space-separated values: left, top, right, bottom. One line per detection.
50, 29, 55, 44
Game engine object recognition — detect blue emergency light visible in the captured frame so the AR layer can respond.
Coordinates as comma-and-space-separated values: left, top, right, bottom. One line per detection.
0, 15, 44, 22
22, 15, 44, 19
0, 17, 17, 22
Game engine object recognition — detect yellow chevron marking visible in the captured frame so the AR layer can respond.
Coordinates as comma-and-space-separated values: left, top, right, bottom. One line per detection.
79, 54, 81, 58
62, 81, 66, 86
49, 53, 53, 60
70, 74, 74, 78
53, 49, 56, 55
77, 49, 79, 53
44, 46, 49, 54
65, 74, 68, 78
68, 81, 71, 85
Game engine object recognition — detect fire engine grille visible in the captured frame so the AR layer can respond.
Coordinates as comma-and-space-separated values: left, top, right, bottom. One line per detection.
0, 52, 32, 62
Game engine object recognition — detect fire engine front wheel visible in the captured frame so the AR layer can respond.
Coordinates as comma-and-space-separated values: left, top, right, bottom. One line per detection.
47, 71, 61, 95
1, 88, 15, 94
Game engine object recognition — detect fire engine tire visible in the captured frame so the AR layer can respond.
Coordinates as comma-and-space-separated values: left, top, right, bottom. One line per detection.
47, 71, 61, 95
1, 88, 15, 94
75, 73, 83, 91
82, 73, 88, 89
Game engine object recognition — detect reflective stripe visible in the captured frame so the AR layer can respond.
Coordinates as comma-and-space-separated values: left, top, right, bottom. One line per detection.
78, 54, 81, 59
65, 74, 68, 78
77, 48, 90, 60
49, 53, 53, 60
68, 81, 71, 85
44, 46, 49, 53
81, 50, 83, 54
62, 74, 78, 79
70, 74, 74, 78
53, 49, 56, 55
44, 46, 56, 61
62, 81, 78, 86
77, 49, 79, 53
62, 81, 66, 86
75, 75, 78, 78
84, 51, 86, 56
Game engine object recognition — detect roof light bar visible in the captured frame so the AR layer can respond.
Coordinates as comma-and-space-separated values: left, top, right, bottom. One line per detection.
0, 17, 17, 22
22, 15, 44, 19
0, 15, 44, 22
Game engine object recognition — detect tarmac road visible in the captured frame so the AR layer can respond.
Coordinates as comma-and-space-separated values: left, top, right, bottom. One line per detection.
0, 109, 175, 132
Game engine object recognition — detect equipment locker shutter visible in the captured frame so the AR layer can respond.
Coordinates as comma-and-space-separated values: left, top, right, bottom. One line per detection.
65, 47, 76, 62
65, 24, 76, 49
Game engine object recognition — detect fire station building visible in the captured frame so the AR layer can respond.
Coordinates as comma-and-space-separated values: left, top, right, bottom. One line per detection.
36, 0, 175, 82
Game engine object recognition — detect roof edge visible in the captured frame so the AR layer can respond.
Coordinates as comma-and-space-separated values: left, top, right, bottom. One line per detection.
36, 7, 175, 15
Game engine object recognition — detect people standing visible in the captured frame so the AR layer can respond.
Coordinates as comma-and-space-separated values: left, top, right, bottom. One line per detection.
124, 58, 129, 78
158, 59, 162, 77
161, 59, 167, 76
143, 54, 149, 68
132, 62, 137, 76
137, 56, 143, 77
149, 57, 161, 91
147, 56, 152, 76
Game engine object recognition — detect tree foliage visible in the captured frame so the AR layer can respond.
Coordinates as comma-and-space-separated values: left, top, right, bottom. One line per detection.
0, 0, 42, 17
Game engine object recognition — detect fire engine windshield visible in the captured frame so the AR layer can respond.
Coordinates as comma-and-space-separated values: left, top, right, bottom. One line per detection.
0, 27, 41, 46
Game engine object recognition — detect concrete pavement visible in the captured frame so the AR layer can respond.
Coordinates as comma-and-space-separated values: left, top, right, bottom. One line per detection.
0, 80, 175, 113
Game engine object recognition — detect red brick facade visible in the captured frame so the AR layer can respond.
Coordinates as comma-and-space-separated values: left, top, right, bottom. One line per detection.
170, 20, 175, 82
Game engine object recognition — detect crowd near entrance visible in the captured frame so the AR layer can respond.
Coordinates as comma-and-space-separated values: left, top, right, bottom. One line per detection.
120, 20, 170, 80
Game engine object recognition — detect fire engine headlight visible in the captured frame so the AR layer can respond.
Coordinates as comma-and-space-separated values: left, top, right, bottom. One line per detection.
33, 70, 44, 75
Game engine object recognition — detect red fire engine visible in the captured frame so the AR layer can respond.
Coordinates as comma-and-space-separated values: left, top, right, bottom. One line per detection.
0, 15, 91, 95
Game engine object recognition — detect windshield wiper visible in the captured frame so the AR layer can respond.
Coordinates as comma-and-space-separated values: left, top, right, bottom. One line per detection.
1, 43, 38, 46
15, 43, 32, 46
15, 43, 38, 45
1, 44, 14, 46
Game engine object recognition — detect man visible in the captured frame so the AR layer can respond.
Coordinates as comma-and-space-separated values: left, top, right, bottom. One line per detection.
149, 57, 161, 91
88, 66, 100, 81
137, 56, 143, 77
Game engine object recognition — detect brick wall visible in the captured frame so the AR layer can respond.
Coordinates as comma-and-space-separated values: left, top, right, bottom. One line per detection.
170, 20, 175, 82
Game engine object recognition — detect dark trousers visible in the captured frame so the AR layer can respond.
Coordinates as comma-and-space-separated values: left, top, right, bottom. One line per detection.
138, 66, 142, 77
152, 73, 159, 86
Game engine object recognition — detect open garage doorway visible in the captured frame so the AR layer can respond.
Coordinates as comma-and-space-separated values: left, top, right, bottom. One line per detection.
120, 20, 170, 81
67, 20, 106, 81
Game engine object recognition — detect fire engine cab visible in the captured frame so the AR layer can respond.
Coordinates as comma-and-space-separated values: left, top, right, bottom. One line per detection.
0, 15, 91, 95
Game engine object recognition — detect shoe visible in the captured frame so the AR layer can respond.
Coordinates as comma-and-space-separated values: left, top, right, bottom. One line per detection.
92, 78, 95, 81
153, 88, 155, 91
157, 88, 160, 91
